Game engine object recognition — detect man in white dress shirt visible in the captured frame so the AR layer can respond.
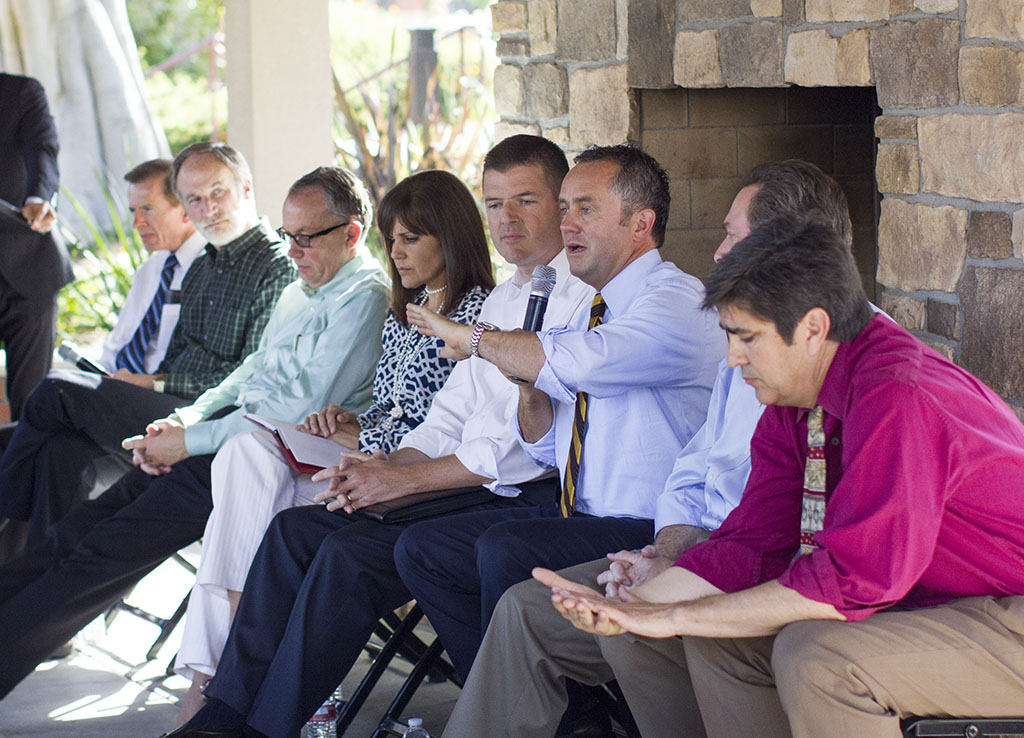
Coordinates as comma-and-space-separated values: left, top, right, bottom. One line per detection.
98, 159, 205, 374
393, 144, 725, 686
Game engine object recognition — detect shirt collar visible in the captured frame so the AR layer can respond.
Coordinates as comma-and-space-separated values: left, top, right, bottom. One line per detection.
598, 248, 662, 319
299, 250, 371, 298
808, 313, 885, 422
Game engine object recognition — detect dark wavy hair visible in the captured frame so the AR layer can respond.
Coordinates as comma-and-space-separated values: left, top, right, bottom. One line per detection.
377, 170, 495, 325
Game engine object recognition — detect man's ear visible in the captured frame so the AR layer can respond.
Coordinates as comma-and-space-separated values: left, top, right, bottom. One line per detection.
630, 207, 656, 244
801, 307, 832, 356
345, 218, 363, 248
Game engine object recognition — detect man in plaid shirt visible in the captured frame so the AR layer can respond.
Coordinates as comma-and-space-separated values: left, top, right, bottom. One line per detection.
0, 142, 294, 560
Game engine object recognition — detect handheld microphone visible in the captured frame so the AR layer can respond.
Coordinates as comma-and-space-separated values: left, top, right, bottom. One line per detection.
57, 342, 111, 376
522, 265, 557, 332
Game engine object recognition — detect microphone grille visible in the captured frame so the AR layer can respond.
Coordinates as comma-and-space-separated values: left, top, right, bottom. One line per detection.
530, 265, 557, 296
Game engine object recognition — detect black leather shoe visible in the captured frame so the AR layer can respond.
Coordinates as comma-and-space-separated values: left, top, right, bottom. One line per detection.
158, 727, 242, 738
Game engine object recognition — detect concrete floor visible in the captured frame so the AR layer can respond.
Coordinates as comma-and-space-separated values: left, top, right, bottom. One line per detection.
0, 544, 460, 738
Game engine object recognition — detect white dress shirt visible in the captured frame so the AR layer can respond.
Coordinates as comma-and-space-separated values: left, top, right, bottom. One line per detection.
518, 249, 727, 519
399, 249, 593, 493
99, 231, 206, 373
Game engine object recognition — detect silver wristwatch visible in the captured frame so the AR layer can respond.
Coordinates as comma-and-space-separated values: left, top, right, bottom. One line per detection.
469, 321, 499, 358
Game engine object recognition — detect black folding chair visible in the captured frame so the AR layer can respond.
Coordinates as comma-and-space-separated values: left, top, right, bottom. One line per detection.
903, 718, 1024, 737
104, 550, 197, 664
334, 603, 461, 738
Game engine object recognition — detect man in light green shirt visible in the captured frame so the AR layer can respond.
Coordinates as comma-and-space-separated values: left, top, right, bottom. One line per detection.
0, 166, 389, 698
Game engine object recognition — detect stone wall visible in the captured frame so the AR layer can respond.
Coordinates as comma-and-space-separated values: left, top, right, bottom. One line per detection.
490, 0, 1024, 414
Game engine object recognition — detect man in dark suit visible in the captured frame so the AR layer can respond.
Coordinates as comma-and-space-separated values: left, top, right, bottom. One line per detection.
0, 73, 74, 420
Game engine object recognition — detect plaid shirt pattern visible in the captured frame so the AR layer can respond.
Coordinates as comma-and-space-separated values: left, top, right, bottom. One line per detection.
158, 220, 295, 400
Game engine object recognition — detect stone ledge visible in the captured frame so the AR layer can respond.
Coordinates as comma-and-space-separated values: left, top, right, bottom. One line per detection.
965, 0, 1024, 41
876, 142, 920, 195
870, 19, 960, 108
806, 0, 889, 22
491, 2, 528, 34
968, 211, 1013, 260
527, 0, 556, 56
874, 115, 918, 140
674, 30, 723, 88
568, 64, 631, 148
959, 45, 1024, 107
878, 198, 967, 293
919, 112, 1024, 202
720, 21, 783, 87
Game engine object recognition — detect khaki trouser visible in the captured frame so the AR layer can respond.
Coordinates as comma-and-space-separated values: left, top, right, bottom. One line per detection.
442, 558, 706, 738
684, 595, 1024, 738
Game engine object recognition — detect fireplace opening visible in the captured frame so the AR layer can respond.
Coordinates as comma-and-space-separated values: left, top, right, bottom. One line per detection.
641, 86, 880, 300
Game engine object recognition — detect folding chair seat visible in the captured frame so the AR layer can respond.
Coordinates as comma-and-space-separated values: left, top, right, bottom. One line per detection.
903, 717, 1024, 737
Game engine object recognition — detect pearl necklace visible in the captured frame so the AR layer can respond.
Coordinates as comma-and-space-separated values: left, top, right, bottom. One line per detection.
424, 283, 447, 295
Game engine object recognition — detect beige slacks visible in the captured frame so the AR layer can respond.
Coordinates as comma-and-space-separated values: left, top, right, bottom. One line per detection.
684, 595, 1024, 738
442, 558, 706, 738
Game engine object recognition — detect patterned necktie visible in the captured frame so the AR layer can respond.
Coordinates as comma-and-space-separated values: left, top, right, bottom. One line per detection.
797, 405, 826, 556
115, 253, 179, 373
560, 293, 606, 517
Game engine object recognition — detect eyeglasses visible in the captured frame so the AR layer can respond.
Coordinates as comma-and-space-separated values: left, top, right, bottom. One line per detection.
276, 222, 346, 248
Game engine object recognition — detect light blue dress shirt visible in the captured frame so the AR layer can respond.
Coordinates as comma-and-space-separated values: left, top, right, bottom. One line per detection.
518, 249, 726, 519
177, 252, 390, 456
655, 360, 764, 533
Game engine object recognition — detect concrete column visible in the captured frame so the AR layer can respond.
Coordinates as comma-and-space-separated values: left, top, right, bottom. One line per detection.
224, 0, 333, 226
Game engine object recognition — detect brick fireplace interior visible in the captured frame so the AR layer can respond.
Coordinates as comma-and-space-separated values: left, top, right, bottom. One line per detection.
641, 86, 880, 298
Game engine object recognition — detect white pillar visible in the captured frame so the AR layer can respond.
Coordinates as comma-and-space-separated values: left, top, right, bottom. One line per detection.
224, 0, 333, 226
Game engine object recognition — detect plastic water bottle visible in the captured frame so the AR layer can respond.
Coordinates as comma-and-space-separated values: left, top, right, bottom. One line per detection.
306, 698, 337, 738
404, 717, 431, 737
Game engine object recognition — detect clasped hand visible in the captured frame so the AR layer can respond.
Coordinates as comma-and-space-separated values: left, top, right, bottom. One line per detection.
122, 419, 188, 475
311, 449, 406, 513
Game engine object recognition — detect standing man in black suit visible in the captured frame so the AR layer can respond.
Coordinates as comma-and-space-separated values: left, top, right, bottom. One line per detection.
0, 73, 74, 420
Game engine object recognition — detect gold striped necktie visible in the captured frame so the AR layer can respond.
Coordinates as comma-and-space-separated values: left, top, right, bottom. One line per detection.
560, 293, 606, 517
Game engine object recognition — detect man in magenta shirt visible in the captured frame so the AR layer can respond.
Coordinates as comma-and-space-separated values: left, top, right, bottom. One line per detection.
537, 216, 1024, 738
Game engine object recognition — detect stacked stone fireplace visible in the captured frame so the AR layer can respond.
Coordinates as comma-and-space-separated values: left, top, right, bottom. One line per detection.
489, 0, 1024, 416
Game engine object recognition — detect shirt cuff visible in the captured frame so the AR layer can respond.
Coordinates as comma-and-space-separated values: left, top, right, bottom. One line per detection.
654, 490, 706, 534
184, 422, 217, 457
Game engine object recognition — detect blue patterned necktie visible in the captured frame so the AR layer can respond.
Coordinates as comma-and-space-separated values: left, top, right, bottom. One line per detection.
115, 253, 179, 373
